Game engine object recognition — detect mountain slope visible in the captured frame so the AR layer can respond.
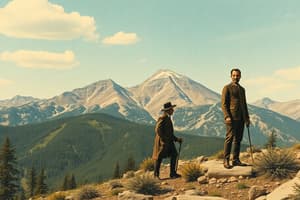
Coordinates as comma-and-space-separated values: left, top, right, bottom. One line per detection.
173, 103, 300, 146
0, 113, 226, 189
253, 98, 300, 121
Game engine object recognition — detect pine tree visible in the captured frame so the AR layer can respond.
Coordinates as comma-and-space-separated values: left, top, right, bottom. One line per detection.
113, 161, 120, 178
265, 129, 277, 149
15, 189, 25, 200
61, 174, 70, 191
0, 137, 19, 200
25, 167, 37, 198
35, 168, 47, 195
124, 155, 136, 172
69, 174, 77, 189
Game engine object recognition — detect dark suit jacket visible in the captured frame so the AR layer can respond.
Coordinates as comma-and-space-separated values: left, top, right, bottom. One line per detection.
221, 82, 249, 122
152, 113, 178, 160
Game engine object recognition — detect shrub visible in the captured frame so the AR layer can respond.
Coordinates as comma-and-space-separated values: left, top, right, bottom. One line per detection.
125, 173, 160, 195
247, 145, 261, 153
111, 188, 125, 196
77, 185, 100, 200
108, 180, 123, 190
289, 183, 300, 199
210, 150, 224, 160
181, 162, 205, 182
291, 143, 300, 150
139, 158, 155, 172
254, 149, 300, 179
236, 183, 249, 190
48, 193, 65, 200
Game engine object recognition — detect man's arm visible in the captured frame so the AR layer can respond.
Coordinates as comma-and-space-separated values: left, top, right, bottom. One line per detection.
221, 85, 231, 121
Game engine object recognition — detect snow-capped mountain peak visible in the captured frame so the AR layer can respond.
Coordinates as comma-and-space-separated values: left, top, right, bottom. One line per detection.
146, 69, 185, 82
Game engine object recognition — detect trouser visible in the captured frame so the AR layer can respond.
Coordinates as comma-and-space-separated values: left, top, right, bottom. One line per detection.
154, 152, 178, 176
224, 120, 244, 161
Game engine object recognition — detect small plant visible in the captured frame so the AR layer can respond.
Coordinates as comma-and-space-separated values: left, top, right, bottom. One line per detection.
139, 157, 155, 172
208, 190, 222, 197
77, 185, 100, 200
289, 183, 300, 199
125, 172, 160, 195
236, 183, 249, 190
183, 183, 196, 190
108, 180, 123, 189
111, 188, 125, 196
48, 193, 66, 200
210, 150, 224, 160
291, 143, 300, 150
254, 149, 300, 179
181, 162, 205, 182
247, 145, 261, 153
264, 129, 277, 149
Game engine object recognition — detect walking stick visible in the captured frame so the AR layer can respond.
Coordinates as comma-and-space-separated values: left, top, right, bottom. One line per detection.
175, 142, 182, 172
247, 126, 254, 164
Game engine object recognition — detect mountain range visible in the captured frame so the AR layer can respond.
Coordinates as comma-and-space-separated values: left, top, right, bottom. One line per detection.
252, 97, 300, 121
0, 69, 300, 146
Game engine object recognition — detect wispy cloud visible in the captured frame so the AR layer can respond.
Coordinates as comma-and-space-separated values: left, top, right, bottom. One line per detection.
102, 31, 140, 45
0, 79, 13, 87
274, 66, 300, 81
244, 66, 300, 100
0, 50, 79, 70
0, 0, 99, 41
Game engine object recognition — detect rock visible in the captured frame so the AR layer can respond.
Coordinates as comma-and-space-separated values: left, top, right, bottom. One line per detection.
201, 160, 253, 178
118, 190, 153, 200
255, 196, 267, 200
197, 176, 208, 184
209, 178, 217, 184
196, 156, 208, 163
228, 176, 238, 183
266, 171, 300, 199
65, 196, 74, 200
185, 189, 203, 195
248, 186, 267, 200
164, 195, 228, 200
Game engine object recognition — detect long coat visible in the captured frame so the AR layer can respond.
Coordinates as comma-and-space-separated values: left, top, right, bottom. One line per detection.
221, 82, 249, 122
152, 113, 178, 160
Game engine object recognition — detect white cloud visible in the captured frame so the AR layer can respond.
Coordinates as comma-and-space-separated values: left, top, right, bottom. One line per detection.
0, 79, 13, 87
244, 67, 300, 101
102, 31, 140, 45
0, 50, 79, 69
245, 76, 295, 92
274, 66, 300, 81
0, 0, 99, 41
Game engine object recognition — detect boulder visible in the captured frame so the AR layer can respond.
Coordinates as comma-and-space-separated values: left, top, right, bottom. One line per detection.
201, 160, 253, 178
118, 190, 153, 200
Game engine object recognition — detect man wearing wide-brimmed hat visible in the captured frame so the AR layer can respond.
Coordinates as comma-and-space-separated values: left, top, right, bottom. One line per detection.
152, 102, 183, 179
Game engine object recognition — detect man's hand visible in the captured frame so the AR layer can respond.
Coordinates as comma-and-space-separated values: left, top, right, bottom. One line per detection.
225, 117, 232, 124
177, 138, 183, 143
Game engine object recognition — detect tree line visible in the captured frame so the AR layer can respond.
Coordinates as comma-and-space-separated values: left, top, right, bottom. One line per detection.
0, 137, 77, 200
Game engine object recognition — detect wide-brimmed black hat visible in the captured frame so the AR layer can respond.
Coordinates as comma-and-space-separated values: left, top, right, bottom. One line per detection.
161, 102, 176, 111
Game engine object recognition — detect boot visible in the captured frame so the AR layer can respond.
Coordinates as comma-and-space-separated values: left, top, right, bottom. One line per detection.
170, 155, 181, 178
154, 159, 162, 179
232, 159, 247, 166
223, 159, 232, 169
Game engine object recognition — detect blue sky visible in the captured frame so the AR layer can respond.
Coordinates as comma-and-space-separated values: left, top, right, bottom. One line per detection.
0, 0, 300, 102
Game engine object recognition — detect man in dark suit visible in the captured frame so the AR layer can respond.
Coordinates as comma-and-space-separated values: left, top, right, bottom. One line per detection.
221, 68, 250, 169
152, 102, 183, 179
